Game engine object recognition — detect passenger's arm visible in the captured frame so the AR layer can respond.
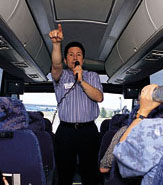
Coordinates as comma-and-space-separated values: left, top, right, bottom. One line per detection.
120, 84, 160, 142
99, 126, 127, 173
49, 24, 63, 81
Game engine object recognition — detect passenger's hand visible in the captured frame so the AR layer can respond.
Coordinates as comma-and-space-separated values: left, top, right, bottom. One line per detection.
49, 24, 63, 43
99, 167, 110, 173
138, 84, 161, 117
3, 177, 9, 185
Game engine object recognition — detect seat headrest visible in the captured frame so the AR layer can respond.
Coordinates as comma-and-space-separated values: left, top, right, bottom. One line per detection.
100, 119, 110, 133
109, 114, 129, 132
44, 118, 52, 132
27, 111, 45, 132
0, 97, 29, 130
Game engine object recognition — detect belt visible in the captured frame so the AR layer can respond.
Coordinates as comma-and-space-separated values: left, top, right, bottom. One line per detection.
60, 121, 94, 129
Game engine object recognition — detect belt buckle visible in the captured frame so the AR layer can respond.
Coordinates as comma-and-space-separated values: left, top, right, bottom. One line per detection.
75, 123, 79, 129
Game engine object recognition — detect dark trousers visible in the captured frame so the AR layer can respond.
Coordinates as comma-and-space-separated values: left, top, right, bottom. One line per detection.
55, 121, 100, 185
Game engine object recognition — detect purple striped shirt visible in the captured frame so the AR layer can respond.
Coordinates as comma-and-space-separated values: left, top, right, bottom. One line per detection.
52, 69, 103, 123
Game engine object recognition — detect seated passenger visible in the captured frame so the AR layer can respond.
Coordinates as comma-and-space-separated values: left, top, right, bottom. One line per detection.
98, 114, 129, 165
113, 84, 162, 185
152, 153, 163, 184
99, 105, 139, 174
99, 125, 128, 173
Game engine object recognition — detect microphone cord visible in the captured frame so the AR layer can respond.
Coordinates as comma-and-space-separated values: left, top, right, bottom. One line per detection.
52, 79, 78, 124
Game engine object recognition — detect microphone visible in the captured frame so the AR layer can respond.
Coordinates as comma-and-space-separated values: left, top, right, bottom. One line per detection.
75, 61, 79, 81
152, 86, 163, 103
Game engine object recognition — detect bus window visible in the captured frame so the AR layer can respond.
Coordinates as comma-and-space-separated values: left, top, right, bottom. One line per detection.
20, 93, 60, 132
96, 93, 132, 131
20, 92, 132, 133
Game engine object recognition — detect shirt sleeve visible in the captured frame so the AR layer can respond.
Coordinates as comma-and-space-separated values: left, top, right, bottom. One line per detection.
113, 118, 163, 178
89, 72, 103, 93
52, 70, 66, 87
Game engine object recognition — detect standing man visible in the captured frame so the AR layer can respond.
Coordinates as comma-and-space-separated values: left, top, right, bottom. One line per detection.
49, 24, 103, 185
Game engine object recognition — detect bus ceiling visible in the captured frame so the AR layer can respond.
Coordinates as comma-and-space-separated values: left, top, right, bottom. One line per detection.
0, 0, 163, 85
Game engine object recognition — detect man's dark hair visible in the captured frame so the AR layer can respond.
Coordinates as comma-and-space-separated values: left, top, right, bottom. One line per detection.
64, 41, 85, 59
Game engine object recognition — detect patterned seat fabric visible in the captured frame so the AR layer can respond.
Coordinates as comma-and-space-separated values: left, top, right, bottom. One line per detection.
0, 97, 29, 130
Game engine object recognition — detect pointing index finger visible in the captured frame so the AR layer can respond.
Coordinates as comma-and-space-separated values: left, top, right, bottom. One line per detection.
58, 24, 62, 33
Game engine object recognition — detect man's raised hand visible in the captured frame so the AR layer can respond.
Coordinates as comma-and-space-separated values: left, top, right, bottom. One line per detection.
49, 24, 63, 43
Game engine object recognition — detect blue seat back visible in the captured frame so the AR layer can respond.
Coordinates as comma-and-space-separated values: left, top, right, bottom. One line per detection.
0, 129, 46, 185
27, 111, 45, 132
27, 111, 55, 183
0, 97, 46, 184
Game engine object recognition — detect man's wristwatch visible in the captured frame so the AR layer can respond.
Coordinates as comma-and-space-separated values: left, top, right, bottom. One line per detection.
78, 80, 83, 84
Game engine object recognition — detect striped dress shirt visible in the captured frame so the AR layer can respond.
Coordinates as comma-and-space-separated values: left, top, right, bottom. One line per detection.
53, 69, 103, 123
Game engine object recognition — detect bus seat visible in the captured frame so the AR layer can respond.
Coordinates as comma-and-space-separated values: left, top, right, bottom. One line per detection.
99, 119, 110, 140
108, 114, 129, 133
98, 114, 129, 162
27, 111, 45, 132
27, 111, 55, 183
0, 97, 29, 130
35, 131, 55, 184
44, 118, 53, 132
0, 129, 46, 185
0, 97, 46, 184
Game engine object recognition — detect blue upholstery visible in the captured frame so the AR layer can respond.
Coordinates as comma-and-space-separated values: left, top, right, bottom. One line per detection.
27, 111, 55, 169
27, 111, 56, 183
108, 114, 129, 133
0, 97, 46, 185
99, 119, 110, 143
27, 111, 45, 132
44, 118, 53, 132
0, 97, 29, 130
35, 131, 55, 170
0, 129, 46, 185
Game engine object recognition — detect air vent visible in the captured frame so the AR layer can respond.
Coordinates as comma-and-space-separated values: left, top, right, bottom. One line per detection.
0, 36, 10, 50
27, 74, 39, 78
145, 50, 163, 61
151, 50, 163, 59
126, 68, 141, 75
12, 62, 29, 68
114, 79, 124, 84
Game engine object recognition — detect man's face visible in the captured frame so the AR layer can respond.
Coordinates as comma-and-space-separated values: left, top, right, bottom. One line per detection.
64, 46, 84, 70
